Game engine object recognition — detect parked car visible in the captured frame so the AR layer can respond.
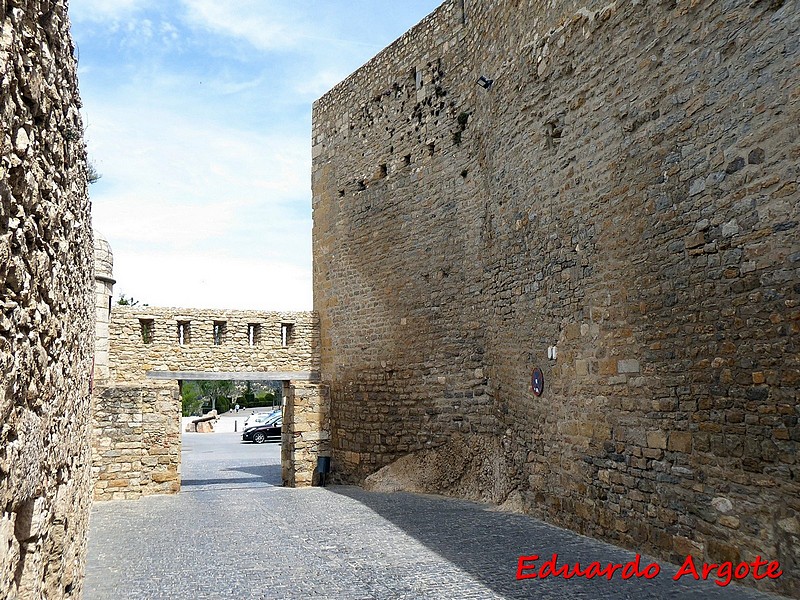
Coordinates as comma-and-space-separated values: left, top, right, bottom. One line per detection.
242, 417, 282, 444
243, 409, 280, 430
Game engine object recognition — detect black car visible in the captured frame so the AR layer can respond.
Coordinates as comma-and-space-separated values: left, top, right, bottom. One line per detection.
242, 417, 282, 444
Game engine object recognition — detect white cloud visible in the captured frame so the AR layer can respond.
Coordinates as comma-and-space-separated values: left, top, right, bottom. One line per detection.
71, 1, 445, 312
291, 68, 349, 99
179, 0, 310, 52
69, 0, 153, 23
85, 85, 313, 308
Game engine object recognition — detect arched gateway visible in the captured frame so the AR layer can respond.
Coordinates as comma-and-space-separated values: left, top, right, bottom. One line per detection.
91, 235, 328, 500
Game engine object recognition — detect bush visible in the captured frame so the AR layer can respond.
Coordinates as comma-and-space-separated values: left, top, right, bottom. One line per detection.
255, 391, 279, 407
236, 395, 257, 409
216, 395, 231, 414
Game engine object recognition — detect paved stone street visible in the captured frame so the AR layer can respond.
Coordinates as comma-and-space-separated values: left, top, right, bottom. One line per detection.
84, 432, 782, 599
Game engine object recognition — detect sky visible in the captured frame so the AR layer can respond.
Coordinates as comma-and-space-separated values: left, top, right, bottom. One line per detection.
69, 0, 442, 310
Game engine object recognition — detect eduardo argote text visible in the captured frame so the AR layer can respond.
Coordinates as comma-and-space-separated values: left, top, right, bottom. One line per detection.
517, 553, 783, 587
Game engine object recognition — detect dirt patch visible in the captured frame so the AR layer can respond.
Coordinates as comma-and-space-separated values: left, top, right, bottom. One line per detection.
363, 433, 517, 505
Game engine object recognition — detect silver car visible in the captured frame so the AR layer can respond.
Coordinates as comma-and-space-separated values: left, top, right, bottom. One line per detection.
243, 410, 280, 429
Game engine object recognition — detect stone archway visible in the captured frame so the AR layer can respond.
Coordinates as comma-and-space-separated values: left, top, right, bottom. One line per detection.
90, 236, 328, 499
92, 371, 329, 499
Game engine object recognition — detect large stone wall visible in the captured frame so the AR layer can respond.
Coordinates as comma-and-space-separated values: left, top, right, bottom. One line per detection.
0, 1, 95, 598
108, 307, 319, 382
312, 0, 799, 595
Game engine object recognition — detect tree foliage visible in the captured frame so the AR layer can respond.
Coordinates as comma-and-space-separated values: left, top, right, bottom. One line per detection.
117, 293, 148, 306
181, 380, 235, 415
181, 382, 204, 417
86, 161, 102, 184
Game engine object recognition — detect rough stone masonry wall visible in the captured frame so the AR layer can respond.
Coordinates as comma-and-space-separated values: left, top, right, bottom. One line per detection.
312, 0, 799, 596
92, 383, 181, 500
0, 1, 95, 597
92, 306, 323, 495
282, 382, 330, 487
108, 307, 319, 382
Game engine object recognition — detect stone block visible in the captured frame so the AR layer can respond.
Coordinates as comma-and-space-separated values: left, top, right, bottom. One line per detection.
668, 432, 693, 453
617, 359, 640, 374
14, 498, 46, 542
718, 516, 740, 529
673, 536, 704, 558
575, 359, 589, 377
647, 431, 667, 449
711, 497, 733, 514
707, 540, 740, 563
151, 471, 177, 483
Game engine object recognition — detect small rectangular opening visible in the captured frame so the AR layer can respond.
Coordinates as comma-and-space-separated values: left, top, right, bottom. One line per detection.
248, 323, 261, 347
281, 323, 294, 348
177, 321, 191, 345
139, 319, 154, 344
403, 154, 411, 167
213, 321, 227, 345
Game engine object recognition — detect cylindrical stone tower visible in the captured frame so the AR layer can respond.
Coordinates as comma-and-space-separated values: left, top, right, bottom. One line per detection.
93, 232, 115, 383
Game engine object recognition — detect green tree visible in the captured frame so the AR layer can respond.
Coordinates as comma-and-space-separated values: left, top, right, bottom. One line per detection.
182, 380, 235, 415
197, 380, 235, 412
181, 381, 204, 417
116, 293, 148, 306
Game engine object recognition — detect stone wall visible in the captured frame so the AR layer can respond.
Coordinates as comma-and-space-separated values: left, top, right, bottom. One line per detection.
312, 0, 799, 595
92, 383, 181, 500
91, 305, 324, 494
108, 307, 319, 382
282, 382, 330, 487
0, 1, 95, 598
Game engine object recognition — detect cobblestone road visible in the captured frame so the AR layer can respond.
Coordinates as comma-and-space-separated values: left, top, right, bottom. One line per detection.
84, 432, 782, 599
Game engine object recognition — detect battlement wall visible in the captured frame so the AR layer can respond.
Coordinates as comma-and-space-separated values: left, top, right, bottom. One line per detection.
107, 307, 319, 383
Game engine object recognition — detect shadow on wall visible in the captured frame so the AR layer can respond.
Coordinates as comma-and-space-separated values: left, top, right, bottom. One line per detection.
327, 486, 778, 600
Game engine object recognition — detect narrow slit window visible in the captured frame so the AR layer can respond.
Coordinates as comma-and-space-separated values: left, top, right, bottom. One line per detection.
139, 319, 154, 344
107, 295, 112, 319
177, 321, 191, 346
213, 321, 227, 345
281, 323, 294, 348
248, 323, 261, 347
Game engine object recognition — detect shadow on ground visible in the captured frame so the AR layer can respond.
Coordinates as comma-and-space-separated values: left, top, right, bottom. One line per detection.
327, 486, 777, 600
182, 464, 282, 488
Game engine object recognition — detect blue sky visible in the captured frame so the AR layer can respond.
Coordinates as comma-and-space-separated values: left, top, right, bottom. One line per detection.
70, 0, 442, 310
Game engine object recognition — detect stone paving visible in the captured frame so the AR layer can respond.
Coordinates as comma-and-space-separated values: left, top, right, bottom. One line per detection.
84, 432, 783, 599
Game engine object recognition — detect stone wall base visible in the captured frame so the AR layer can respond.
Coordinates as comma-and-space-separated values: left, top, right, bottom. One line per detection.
282, 382, 330, 487
91, 383, 181, 500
